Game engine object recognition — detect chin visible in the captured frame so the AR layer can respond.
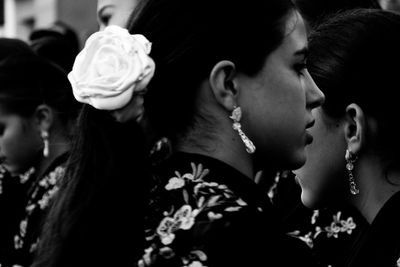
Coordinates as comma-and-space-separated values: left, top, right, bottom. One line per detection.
300, 192, 318, 209
3, 166, 18, 176
299, 185, 323, 209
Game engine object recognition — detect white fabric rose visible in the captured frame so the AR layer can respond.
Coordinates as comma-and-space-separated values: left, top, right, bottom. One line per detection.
68, 25, 155, 110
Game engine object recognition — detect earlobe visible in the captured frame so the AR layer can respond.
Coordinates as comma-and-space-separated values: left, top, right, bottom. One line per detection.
344, 103, 365, 155
209, 60, 238, 110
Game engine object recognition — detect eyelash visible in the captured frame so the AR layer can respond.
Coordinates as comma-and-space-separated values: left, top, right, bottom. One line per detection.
99, 14, 111, 26
294, 62, 307, 75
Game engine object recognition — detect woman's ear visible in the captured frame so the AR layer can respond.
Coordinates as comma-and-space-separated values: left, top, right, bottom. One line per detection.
209, 60, 238, 110
34, 104, 54, 132
344, 103, 366, 155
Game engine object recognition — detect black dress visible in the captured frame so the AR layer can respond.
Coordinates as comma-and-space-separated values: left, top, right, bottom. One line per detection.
139, 152, 318, 267
0, 152, 69, 267
270, 171, 368, 267
345, 191, 400, 267
0, 166, 27, 266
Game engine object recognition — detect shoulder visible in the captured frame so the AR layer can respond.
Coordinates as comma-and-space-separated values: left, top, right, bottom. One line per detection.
141, 161, 292, 267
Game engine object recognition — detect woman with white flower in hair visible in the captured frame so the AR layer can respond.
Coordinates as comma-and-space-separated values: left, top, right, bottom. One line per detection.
32, 26, 155, 267
97, 0, 141, 30
34, 0, 325, 266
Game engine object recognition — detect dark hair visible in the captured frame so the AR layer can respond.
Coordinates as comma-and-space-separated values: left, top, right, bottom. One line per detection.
308, 8, 400, 162
127, 0, 296, 143
29, 21, 80, 72
294, 0, 381, 27
33, 0, 300, 265
0, 38, 80, 125
33, 106, 150, 267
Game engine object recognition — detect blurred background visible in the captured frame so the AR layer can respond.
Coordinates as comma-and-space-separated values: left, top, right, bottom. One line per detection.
0, 0, 399, 53
0, 0, 97, 47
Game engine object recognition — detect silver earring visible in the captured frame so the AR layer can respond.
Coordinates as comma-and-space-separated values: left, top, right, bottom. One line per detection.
345, 149, 359, 195
41, 130, 49, 158
229, 106, 256, 154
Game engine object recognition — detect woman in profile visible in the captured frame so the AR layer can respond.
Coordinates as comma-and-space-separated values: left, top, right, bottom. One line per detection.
34, 0, 325, 266
295, 8, 400, 267
0, 38, 80, 267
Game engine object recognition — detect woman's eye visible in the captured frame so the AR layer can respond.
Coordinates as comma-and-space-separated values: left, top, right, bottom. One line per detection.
294, 62, 307, 75
100, 14, 111, 26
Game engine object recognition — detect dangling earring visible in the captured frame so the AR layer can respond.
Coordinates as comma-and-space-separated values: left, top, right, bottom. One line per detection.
345, 149, 359, 195
229, 106, 256, 154
41, 130, 49, 158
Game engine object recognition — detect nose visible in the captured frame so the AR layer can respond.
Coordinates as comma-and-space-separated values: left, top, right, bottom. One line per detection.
305, 70, 325, 110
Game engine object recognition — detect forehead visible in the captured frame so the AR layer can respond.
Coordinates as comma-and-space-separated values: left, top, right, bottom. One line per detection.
277, 11, 308, 56
97, 0, 135, 10
97, 0, 111, 10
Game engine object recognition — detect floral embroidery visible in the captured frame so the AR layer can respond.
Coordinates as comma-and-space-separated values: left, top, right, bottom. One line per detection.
14, 166, 65, 251
156, 205, 200, 245
19, 167, 35, 184
187, 261, 206, 267
396, 256, 400, 267
165, 177, 185, 190
140, 162, 248, 266
288, 211, 357, 248
0, 165, 7, 194
267, 171, 282, 200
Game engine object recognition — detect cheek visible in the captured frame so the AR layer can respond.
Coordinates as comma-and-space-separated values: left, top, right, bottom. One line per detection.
296, 128, 346, 207
110, 8, 133, 27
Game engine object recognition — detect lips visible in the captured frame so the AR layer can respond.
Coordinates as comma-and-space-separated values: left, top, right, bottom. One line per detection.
305, 131, 313, 145
305, 117, 315, 145
306, 119, 315, 129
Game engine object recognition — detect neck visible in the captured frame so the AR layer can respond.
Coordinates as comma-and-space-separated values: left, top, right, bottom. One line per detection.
176, 130, 255, 180
351, 155, 400, 224
36, 133, 70, 179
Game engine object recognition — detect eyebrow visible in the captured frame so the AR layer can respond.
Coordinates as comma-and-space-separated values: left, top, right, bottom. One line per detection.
97, 4, 114, 16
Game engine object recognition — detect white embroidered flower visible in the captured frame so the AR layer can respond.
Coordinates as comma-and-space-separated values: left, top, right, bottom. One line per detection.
182, 173, 194, 180
68, 25, 155, 110
333, 211, 342, 223
19, 167, 35, 184
325, 222, 341, 238
156, 205, 199, 245
159, 246, 175, 259
14, 235, 23, 249
143, 246, 154, 265
314, 226, 323, 239
396, 256, 400, 267
287, 230, 314, 249
157, 217, 176, 245
188, 261, 206, 267
224, 206, 241, 212
188, 163, 210, 181
298, 232, 314, 248
311, 210, 319, 225
207, 211, 223, 220
340, 217, 356, 234
191, 250, 208, 262
165, 177, 185, 190
236, 198, 247, 206
174, 205, 197, 230
19, 220, 27, 236
38, 186, 59, 209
